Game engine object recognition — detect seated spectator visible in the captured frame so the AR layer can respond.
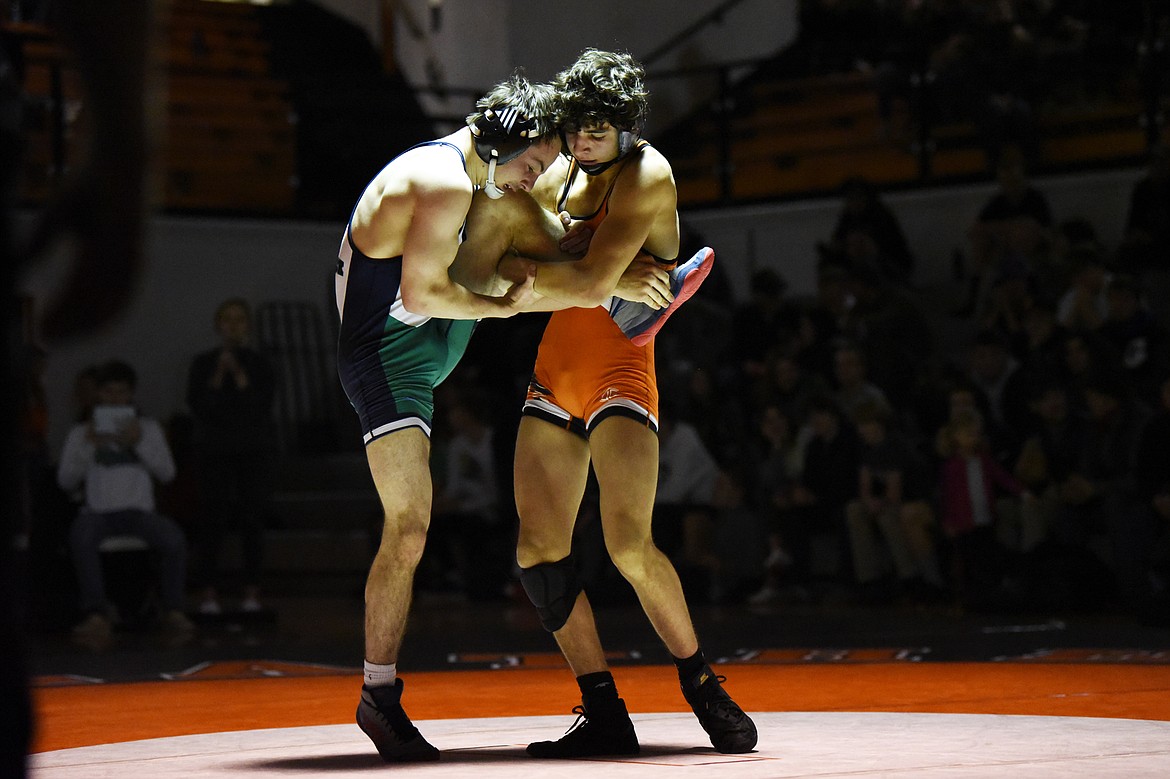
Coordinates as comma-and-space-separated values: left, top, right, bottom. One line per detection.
1051, 369, 1153, 612
678, 363, 749, 468
978, 253, 1038, 346
961, 149, 1055, 318
1095, 273, 1169, 404
1011, 379, 1087, 553
844, 263, 933, 409
844, 400, 945, 603
725, 268, 800, 387
186, 297, 276, 615
1014, 297, 1068, 379
935, 408, 1031, 607
56, 360, 193, 646
653, 409, 723, 599
750, 394, 859, 604
1056, 248, 1111, 332
966, 329, 1032, 457
1055, 329, 1118, 416
794, 265, 850, 379
754, 345, 830, 433
832, 341, 890, 422
746, 403, 804, 603
427, 387, 508, 599
1132, 374, 1170, 620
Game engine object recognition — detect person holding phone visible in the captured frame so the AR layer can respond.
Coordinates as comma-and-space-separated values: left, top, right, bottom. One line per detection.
56, 360, 193, 646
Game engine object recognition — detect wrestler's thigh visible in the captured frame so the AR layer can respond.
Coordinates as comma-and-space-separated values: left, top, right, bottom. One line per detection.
514, 417, 590, 560
366, 426, 433, 531
589, 416, 659, 542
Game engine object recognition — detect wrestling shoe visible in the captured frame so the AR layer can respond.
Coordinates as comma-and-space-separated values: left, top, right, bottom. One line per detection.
526, 699, 640, 758
356, 679, 440, 762
609, 246, 715, 346
680, 665, 757, 753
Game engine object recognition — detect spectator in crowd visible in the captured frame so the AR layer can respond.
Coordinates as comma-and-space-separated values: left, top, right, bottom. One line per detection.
821, 177, 915, 285
750, 393, 859, 603
745, 403, 804, 603
844, 262, 934, 404
1120, 142, 1170, 273
653, 407, 723, 601
1051, 369, 1153, 612
56, 360, 193, 646
1054, 329, 1117, 416
1056, 247, 1111, 332
186, 298, 276, 615
725, 268, 800, 387
427, 386, 508, 599
1014, 297, 1068, 379
1132, 373, 1170, 620
844, 400, 945, 603
832, 340, 890, 422
753, 345, 830, 435
978, 253, 1037, 347
1095, 273, 1169, 404
794, 265, 850, 379
966, 329, 1032, 457
1011, 378, 1085, 553
961, 148, 1055, 318
935, 407, 1030, 607
677, 364, 748, 468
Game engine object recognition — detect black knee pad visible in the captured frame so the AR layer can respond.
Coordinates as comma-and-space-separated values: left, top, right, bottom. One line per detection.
519, 556, 581, 632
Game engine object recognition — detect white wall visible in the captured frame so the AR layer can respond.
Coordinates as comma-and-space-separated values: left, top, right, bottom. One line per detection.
381, 0, 798, 133
19, 215, 344, 452
684, 167, 1144, 302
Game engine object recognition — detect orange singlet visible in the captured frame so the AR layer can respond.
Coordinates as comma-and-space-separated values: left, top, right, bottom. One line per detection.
522, 145, 674, 439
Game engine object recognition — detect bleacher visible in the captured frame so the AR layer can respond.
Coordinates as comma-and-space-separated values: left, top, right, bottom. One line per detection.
9, 0, 297, 214
661, 64, 1154, 208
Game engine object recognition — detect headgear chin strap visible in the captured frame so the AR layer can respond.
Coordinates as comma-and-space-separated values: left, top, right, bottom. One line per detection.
573, 127, 642, 176
483, 152, 505, 199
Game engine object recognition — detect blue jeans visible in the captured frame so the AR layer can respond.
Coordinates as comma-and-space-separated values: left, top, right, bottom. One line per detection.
69, 509, 188, 613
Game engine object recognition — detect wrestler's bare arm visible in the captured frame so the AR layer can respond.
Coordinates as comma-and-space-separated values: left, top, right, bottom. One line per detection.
532, 153, 679, 308
350, 154, 536, 320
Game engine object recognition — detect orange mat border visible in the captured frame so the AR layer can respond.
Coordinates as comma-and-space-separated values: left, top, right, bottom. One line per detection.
31, 662, 1170, 753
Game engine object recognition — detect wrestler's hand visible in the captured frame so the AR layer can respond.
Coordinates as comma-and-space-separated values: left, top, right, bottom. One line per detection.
500, 261, 538, 311
558, 212, 592, 256
613, 254, 672, 309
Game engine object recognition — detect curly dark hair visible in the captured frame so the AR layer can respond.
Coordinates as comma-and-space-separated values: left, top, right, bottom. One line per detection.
553, 48, 649, 132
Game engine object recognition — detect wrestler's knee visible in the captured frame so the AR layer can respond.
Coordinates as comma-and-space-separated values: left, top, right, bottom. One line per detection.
607, 536, 656, 583
376, 513, 430, 568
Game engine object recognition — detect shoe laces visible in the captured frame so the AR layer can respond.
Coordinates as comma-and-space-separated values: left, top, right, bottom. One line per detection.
564, 705, 590, 735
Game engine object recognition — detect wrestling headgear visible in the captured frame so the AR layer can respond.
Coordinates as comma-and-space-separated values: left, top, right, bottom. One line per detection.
468, 105, 539, 199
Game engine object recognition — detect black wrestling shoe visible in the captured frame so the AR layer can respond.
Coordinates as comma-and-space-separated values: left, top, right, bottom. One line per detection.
526, 699, 640, 758
680, 665, 758, 753
356, 679, 440, 762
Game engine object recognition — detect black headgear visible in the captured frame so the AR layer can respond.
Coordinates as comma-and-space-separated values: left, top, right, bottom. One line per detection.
469, 106, 539, 198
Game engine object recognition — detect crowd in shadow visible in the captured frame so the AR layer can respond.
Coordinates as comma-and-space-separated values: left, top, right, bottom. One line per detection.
777, 0, 1164, 168
454, 147, 1170, 626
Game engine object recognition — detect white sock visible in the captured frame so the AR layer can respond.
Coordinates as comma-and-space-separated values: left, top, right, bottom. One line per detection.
364, 660, 397, 688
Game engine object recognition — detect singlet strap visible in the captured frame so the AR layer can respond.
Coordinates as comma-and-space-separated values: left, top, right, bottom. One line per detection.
556, 140, 648, 219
